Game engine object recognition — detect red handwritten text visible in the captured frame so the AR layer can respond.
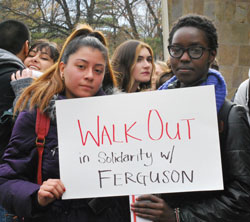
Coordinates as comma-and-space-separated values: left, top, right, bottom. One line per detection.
78, 117, 142, 147
147, 109, 195, 141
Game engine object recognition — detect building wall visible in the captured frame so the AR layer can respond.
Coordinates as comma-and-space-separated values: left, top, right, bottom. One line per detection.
167, 0, 250, 98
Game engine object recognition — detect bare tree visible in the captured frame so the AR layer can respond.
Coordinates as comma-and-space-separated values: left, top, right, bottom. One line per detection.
0, 0, 163, 56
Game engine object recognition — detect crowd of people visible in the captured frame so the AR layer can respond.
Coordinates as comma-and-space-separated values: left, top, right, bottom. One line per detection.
0, 13, 250, 222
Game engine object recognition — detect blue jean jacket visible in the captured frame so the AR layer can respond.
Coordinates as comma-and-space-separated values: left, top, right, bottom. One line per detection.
0, 206, 17, 222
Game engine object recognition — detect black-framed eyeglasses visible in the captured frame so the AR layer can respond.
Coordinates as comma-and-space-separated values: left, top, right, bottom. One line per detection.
168, 45, 211, 59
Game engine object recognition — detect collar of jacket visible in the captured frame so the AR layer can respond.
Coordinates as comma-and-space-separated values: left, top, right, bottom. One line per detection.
158, 68, 227, 112
0, 48, 25, 69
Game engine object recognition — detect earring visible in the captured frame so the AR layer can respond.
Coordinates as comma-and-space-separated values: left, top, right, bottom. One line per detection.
61, 73, 65, 81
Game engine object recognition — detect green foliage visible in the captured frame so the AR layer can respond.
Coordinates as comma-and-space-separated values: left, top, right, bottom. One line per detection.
144, 36, 163, 60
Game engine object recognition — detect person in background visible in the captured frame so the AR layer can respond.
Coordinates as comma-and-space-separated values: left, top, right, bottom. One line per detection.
111, 39, 154, 93
210, 58, 219, 71
155, 60, 169, 75
0, 19, 30, 222
0, 39, 59, 165
131, 14, 250, 222
210, 58, 220, 71
155, 59, 174, 89
0, 19, 30, 158
15, 39, 59, 76
10, 39, 60, 105
0, 24, 123, 222
233, 68, 250, 123
111, 39, 155, 221
151, 60, 171, 89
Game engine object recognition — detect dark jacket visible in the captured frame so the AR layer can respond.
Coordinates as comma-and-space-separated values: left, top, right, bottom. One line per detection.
161, 79, 250, 221
0, 48, 25, 159
0, 91, 125, 222
0, 49, 25, 117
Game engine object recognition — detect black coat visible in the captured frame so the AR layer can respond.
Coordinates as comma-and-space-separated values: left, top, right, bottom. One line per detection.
0, 49, 25, 160
162, 99, 250, 221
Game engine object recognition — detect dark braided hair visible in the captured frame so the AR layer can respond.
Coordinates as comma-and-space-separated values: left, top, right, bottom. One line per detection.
168, 14, 218, 52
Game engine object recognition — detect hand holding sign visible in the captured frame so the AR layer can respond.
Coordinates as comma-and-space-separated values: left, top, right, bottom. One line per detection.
38, 179, 66, 207
130, 194, 175, 222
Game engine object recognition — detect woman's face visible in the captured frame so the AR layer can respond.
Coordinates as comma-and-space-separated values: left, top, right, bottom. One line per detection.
131, 47, 153, 84
170, 26, 215, 86
24, 47, 54, 72
60, 46, 105, 98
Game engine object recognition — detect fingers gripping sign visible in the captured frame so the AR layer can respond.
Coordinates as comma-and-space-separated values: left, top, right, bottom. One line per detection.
37, 179, 66, 207
130, 194, 176, 222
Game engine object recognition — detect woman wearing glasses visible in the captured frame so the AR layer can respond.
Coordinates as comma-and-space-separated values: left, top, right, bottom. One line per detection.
131, 14, 250, 221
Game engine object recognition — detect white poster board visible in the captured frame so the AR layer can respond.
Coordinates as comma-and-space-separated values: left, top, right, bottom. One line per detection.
56, 85, 223, 199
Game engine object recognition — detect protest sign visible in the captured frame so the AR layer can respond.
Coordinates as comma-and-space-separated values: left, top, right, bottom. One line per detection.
56, 85, 223, 199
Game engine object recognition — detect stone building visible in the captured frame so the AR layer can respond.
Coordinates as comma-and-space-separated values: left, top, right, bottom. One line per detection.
167, 0, 250, 98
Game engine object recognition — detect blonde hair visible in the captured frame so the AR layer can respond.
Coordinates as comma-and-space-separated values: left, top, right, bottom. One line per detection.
155, 60, 171, 74
15, 24, 116, 114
